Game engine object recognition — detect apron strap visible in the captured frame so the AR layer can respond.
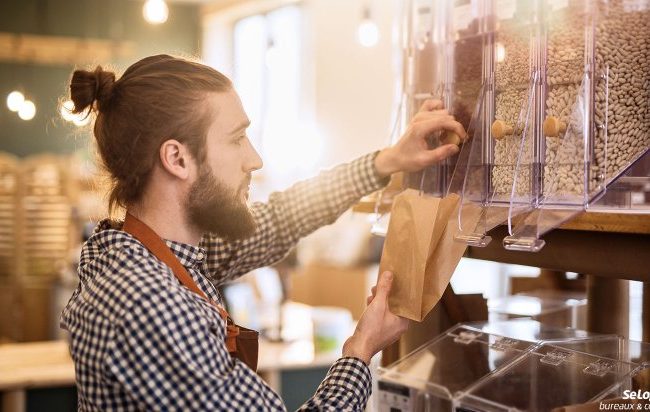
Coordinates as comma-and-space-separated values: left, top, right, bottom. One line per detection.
122, 212, 258, 370
122, 212, 229, 321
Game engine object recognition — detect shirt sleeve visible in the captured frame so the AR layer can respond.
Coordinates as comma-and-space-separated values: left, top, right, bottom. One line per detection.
201, 151, 389, 286
297, 357, 372, 412
103, 277, 372, 411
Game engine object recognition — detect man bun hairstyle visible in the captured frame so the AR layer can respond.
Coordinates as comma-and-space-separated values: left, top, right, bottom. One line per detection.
70, 66, 116, 114
68, 55, 232, 214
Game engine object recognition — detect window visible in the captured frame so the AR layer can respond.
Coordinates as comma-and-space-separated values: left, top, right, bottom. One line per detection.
232, 5, 320, 192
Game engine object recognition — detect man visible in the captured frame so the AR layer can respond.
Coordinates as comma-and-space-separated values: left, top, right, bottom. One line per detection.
61, 55, 465, 411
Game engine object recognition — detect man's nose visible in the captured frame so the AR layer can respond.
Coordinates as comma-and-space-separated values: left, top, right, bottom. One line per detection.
245, 144, 263, 172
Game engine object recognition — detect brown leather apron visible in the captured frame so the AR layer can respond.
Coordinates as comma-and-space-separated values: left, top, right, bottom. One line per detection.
122, 213, 259, 371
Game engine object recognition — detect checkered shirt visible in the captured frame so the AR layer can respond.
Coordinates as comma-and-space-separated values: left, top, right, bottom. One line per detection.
60, 152, 388, 411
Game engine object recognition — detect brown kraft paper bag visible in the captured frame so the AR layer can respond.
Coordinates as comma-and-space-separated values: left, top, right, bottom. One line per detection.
379, 190, 482, 321
379, 189, 443, 321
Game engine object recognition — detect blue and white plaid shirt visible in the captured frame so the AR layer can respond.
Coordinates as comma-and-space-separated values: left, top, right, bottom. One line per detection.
61, 152, 387, 411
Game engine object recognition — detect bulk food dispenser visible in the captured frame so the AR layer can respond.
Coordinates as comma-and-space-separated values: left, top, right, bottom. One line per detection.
379, 0, 650, 252
371, 1, 650, 409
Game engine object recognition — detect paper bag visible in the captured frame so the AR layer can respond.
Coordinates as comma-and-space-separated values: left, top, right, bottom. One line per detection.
421, 199, 482, 319
379, 189, 443, 321
379, 190, 481, 321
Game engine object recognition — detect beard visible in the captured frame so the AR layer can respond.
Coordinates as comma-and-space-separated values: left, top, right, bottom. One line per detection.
185, 165, 257, 241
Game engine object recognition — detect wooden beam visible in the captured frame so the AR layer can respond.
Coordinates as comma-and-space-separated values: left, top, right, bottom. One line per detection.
466, 226, 650, 281
0, 32, 136, 67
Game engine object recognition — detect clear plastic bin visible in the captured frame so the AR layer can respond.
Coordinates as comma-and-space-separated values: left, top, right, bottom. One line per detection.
376, 321, 632, 411
377, 324, 535, 411
553, 336, 650, 400
456, 343, 640, 411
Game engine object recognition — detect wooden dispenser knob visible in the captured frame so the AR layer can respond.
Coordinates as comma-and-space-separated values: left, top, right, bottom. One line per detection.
543, 116, 567, 137
441, 131, 463, 146
491, 120, 514, 140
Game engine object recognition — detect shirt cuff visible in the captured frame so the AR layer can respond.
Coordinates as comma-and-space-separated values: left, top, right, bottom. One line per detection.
351, 151, 391, 196
326, 356, 372, 405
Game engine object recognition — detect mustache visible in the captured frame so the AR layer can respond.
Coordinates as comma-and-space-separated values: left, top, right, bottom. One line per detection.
241, 175, 252, 189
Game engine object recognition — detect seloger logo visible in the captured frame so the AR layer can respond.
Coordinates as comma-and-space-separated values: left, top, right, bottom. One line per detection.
623, 390, 650, 400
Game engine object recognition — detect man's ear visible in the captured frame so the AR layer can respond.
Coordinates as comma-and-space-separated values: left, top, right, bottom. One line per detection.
159, 139, 193, 180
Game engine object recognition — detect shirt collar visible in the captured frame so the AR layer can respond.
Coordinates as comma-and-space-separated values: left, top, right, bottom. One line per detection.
164, 239, 207, 268
93, 218, 207, 268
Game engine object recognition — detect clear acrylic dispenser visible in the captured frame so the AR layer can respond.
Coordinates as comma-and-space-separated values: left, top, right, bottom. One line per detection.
450, 0, 542, 249
398, 0, 650, 252
376, 321, 631, 411
455, 342, 639, 411
376, 324, 535, 411
504, 0, 650, 251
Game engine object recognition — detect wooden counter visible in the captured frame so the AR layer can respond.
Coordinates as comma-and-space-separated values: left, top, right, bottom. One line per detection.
0, 337, 340, 389
0, 340, 74, 391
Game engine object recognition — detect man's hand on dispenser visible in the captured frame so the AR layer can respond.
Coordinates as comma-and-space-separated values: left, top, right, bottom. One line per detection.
374, 99, 467, 177
342, 271, 409, 365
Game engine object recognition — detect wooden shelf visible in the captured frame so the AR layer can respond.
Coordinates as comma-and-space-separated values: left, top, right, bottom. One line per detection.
561, 211, 650, 234
466, 225, 650, 281
354, 195, 650, 235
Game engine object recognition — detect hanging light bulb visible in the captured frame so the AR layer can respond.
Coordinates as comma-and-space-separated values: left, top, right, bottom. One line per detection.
143, 0, 169, 25
7, 91, 25, 112
357, 6, 379, 48
18, 100, 36, 121
73, 115, 91, 127
60, 100, 76, 122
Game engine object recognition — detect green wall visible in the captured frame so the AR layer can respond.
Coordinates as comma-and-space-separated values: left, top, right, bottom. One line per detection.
0, 0, 201, 157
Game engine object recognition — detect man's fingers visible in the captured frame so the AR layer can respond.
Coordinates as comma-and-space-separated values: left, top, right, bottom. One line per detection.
374, 271, 394, 301
416, 117, 467, 140
418, 144, 460, 165
418, 99, 444, 112
366, 285, 378, 305
413, 111, 451, 123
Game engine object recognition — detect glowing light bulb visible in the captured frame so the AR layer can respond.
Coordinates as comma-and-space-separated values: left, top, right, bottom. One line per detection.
60, 100, 76, 121
18, 100, 36, 121
7, 91, 24, 112
73, 115, 90, 127
357, 19, 380, 47
143, 0, 168, 25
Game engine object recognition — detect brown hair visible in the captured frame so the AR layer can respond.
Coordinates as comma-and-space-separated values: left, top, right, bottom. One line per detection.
69, 54, 232, 214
